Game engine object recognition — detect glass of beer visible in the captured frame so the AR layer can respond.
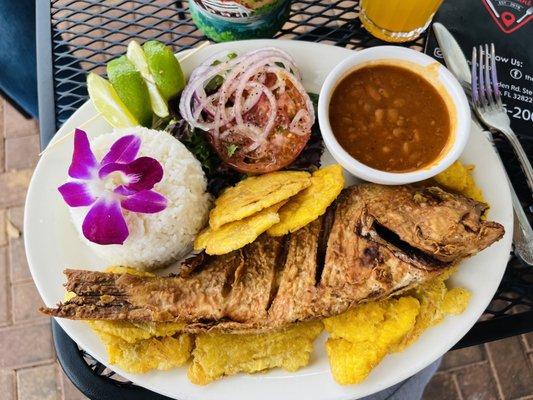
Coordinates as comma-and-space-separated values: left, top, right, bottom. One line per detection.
359, 0, 444, 42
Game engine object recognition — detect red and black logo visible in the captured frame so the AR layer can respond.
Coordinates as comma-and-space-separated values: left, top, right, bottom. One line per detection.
482, 0, 532, 34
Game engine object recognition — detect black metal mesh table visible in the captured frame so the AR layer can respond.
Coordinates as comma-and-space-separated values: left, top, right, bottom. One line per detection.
36, 1, 532, 399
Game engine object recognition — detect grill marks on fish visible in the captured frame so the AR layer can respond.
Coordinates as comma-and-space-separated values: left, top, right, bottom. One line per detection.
366, 222, 449, 270
315, 203, 336, 285
266, 234, 290, 312
268, 219, 322, 323
224, 236, 280, 322
42, 184, 505, 333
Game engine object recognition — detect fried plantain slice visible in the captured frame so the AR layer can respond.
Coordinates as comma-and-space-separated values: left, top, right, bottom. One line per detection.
195, 202, 285, 255
324, 297, 420, 385
442, 287, 471, 315
268, 164, 344, 236
188, 320, 323, 385
209, 171, 311, 229
94, 330, 193, 374
88, 320, 186, 343
434, 161, 485, 203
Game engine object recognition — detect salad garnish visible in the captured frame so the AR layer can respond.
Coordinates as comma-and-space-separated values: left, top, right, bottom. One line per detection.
178, 48, 315, 174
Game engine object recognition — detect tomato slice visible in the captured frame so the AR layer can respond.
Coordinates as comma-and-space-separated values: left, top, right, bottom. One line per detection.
207, 80, 312, 174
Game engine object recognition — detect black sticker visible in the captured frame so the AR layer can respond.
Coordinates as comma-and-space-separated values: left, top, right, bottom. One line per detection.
426, 0, 532, 140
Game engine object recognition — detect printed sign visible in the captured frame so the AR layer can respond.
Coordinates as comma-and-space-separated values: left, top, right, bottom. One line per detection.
481, 0, 532, 34
426, 0, 532, 138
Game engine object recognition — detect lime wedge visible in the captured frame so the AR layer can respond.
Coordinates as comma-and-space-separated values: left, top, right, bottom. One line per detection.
143, 40, 185, 100
107, 56, 152, 127
126, 40, 169, 118
86, 73, 139, 128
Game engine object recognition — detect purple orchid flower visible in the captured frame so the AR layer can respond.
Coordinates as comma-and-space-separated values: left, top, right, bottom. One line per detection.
58, 129, 167, 245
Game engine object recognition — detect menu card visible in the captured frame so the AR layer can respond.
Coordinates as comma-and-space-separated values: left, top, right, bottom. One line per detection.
425, 0, 533, 142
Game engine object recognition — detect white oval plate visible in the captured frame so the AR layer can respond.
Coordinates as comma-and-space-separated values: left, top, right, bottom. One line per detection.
25, 40, 513, 400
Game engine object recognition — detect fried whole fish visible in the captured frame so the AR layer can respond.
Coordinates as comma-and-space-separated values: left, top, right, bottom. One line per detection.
42, 184, 504, 333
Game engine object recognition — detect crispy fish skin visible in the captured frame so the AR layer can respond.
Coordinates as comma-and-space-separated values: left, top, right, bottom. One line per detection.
42, 184, 504, 333
359, 185, 503, 262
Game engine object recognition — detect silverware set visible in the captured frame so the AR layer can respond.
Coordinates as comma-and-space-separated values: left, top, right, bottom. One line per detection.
433, 23, 533, 265
471, 44, 533, 191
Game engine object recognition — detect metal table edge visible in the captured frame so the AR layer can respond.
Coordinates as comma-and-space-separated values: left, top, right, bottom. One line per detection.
452, 311, 533, 350
52, 319, 173, 400
36, 0, 56, 149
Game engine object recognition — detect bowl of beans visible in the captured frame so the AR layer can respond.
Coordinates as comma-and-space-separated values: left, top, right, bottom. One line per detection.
318, 46, 470, 185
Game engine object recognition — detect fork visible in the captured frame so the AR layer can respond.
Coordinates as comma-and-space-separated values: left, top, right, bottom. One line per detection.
472, 44, 533, 265
471, 43, 533, 192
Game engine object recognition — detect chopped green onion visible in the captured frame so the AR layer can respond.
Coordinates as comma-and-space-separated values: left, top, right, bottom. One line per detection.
204, 75, 224, 94
226, 144, 238, 157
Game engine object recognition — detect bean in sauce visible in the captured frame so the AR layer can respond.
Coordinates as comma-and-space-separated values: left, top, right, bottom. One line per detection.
329, 65, 450, 172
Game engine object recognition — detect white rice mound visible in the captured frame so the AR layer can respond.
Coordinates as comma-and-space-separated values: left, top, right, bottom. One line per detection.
69, 127, 211, 271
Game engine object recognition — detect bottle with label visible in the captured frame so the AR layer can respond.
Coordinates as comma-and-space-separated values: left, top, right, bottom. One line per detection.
189, 0, 291, 42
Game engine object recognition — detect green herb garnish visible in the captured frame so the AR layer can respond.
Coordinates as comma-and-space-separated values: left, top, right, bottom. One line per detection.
205, 75, 224, 94
205, 53, 237, 94
226, 144, 238, 157
176, 127, 219, 174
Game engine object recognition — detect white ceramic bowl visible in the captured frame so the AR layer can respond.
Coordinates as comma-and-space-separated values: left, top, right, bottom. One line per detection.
318, 46, 471, 185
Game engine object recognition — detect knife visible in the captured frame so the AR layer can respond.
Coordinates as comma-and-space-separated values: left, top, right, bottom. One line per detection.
433, 23, 472, 94
433, 23, 533, 265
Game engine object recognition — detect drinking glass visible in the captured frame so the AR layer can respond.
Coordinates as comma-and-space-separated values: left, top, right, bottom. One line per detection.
189, 0, 291, 42
359, 0, 444, 42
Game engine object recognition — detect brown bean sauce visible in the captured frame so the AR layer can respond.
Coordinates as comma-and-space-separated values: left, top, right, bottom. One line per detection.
329, 65, 450, 172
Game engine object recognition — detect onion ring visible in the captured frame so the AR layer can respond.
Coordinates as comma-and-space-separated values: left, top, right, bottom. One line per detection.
179, 48, 315, 154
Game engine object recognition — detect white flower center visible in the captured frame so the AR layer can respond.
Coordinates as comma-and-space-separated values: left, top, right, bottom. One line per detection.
103, 171, 130, 191
82, 170, 131, 201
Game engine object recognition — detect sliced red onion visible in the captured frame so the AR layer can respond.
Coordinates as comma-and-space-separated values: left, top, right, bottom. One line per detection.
289, 109, 311, 136
220, 123, 262, 140
265, 65, 315, 125
251, 84, 277, 151
179, 48, 314, 153
242, 82, 264, 113
180, 49, 297, 128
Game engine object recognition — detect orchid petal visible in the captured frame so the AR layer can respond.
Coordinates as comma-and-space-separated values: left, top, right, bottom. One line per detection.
82, 197, 129, 245
99, 157, 164, 192
68, 129, 98, 179
101, 134, 141, 165
121, 190, 167, 214
114, 185, 136, 196
58, 182, 96, 207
